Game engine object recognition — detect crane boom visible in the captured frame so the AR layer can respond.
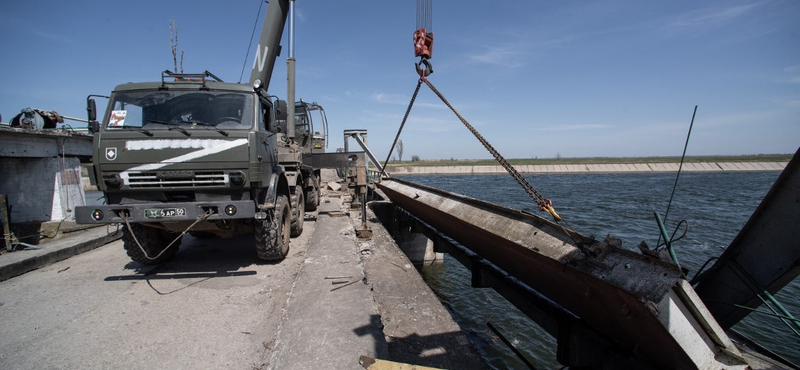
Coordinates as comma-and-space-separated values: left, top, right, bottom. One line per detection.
249, 0, 290, 89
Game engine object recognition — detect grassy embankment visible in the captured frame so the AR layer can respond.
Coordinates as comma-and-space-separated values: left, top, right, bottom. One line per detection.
385, 154, 793, 168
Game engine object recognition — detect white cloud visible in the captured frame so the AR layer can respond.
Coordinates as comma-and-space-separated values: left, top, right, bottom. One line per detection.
533, 123, 611, 131
372, 92, 408, 105
699, 110, 783, 127
468, 46, 526, 68
406, 116, 461, 133
661, 3, 762, 35
463, 33, 577, 69
372, 91, 444, 109
784, 65, 800, 84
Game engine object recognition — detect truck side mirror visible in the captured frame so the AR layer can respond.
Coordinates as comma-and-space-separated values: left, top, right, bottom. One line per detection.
87, 98, 97, 122
86, 98, 100, 133
87, 121, 100, 134
276, 100, 288, 121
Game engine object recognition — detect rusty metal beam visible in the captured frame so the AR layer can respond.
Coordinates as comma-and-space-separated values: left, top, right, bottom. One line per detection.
305, 151, 365, 169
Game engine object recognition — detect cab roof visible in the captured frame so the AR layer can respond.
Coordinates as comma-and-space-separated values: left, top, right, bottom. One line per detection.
113, 71, 257, 94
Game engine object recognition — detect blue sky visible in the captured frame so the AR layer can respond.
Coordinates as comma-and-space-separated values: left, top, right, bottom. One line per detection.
1, 0, 798, 160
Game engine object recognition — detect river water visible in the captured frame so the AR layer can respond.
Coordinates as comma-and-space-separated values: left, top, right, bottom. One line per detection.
396, 171, 799, 369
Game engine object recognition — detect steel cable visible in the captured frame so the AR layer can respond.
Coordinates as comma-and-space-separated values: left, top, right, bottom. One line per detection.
239, 0, 267, 83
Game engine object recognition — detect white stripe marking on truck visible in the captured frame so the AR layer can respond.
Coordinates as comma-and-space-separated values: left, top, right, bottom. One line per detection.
119, 138, 249, 183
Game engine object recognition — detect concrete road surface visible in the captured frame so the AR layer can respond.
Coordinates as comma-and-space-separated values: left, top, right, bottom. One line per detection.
0, 216, 316, 370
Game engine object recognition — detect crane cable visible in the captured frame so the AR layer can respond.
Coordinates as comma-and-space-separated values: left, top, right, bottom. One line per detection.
379, 0, 431, 176
388, 0, 570, 226
380, 79, 423, 178
238, 0, 267, 83
414, 0, 434, 78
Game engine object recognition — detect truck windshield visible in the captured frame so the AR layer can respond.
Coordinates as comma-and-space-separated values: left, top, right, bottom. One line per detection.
105, 90, 254, 130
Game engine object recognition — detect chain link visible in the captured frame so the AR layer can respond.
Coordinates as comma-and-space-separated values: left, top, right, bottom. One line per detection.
422, 79, 552, 209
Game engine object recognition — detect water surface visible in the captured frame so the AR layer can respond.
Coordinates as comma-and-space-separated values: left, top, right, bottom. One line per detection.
399, 171, 798, 368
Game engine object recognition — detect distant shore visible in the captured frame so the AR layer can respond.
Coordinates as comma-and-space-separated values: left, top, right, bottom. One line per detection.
388, 161, 787, 175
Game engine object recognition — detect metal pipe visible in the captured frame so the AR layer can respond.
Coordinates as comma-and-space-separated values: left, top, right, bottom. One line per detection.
349, 133, 387, 176
61, 115, 89, 123
729, 261, 800, 336
286, 0, 296, 140
2, 195, 12, 251
730, 303, 800, 324
654, 212, 682, 273
288, 0, 295, 59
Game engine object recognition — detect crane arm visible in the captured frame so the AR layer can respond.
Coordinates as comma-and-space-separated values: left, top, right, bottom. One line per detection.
249, 0, 290, 89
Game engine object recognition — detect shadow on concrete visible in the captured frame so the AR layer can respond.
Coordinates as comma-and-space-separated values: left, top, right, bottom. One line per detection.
103, 233, 262, 282
354, 314, 479, 369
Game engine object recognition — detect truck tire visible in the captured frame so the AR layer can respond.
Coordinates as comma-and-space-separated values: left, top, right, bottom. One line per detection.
305, 177, 319, 211
291, 190, 305, 237
255, 194, 291, 261
122, 224, 181, 265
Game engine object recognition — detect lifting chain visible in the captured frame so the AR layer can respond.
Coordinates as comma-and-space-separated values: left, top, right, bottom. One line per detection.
421, 78, 562, 222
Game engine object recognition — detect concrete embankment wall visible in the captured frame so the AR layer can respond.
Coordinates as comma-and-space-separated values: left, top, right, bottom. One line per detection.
388, 162, 787, 175
79, 161, 787, 190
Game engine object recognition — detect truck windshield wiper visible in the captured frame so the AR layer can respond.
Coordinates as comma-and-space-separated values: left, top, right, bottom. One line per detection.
145, 119, 191, 137
169, 126, 191, 136
119, 126, 154, 136
188, 120, 229, 137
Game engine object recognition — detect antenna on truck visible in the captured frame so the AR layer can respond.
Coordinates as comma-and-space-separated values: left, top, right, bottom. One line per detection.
239, 0, 268, 84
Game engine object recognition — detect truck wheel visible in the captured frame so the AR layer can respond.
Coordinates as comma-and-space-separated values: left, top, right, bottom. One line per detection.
255, 194, 291, 261
305, 177, 320, 211
291, 190, 305, 237
122, 224, 181, 265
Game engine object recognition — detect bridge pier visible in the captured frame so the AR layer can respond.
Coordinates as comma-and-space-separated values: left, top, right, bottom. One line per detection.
381, 202, 443, 265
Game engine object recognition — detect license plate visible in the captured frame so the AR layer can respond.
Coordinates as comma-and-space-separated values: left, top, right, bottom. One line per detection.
144, 208, 186, 218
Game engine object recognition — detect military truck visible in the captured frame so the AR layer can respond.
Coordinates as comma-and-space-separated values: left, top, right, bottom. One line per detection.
76, 0, 326, 264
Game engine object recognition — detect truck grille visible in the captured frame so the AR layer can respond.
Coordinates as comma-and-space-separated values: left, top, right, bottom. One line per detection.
126, 171, 228, 188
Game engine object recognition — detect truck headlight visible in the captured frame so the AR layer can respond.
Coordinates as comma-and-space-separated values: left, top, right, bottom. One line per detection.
103, 174, 122, 188
229, 171, 245, 186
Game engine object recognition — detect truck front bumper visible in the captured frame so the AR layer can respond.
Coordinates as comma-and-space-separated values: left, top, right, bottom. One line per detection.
75, 200, 257, 224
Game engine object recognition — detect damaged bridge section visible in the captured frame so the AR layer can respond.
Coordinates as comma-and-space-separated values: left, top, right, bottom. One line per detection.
376, 177, 748, 370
